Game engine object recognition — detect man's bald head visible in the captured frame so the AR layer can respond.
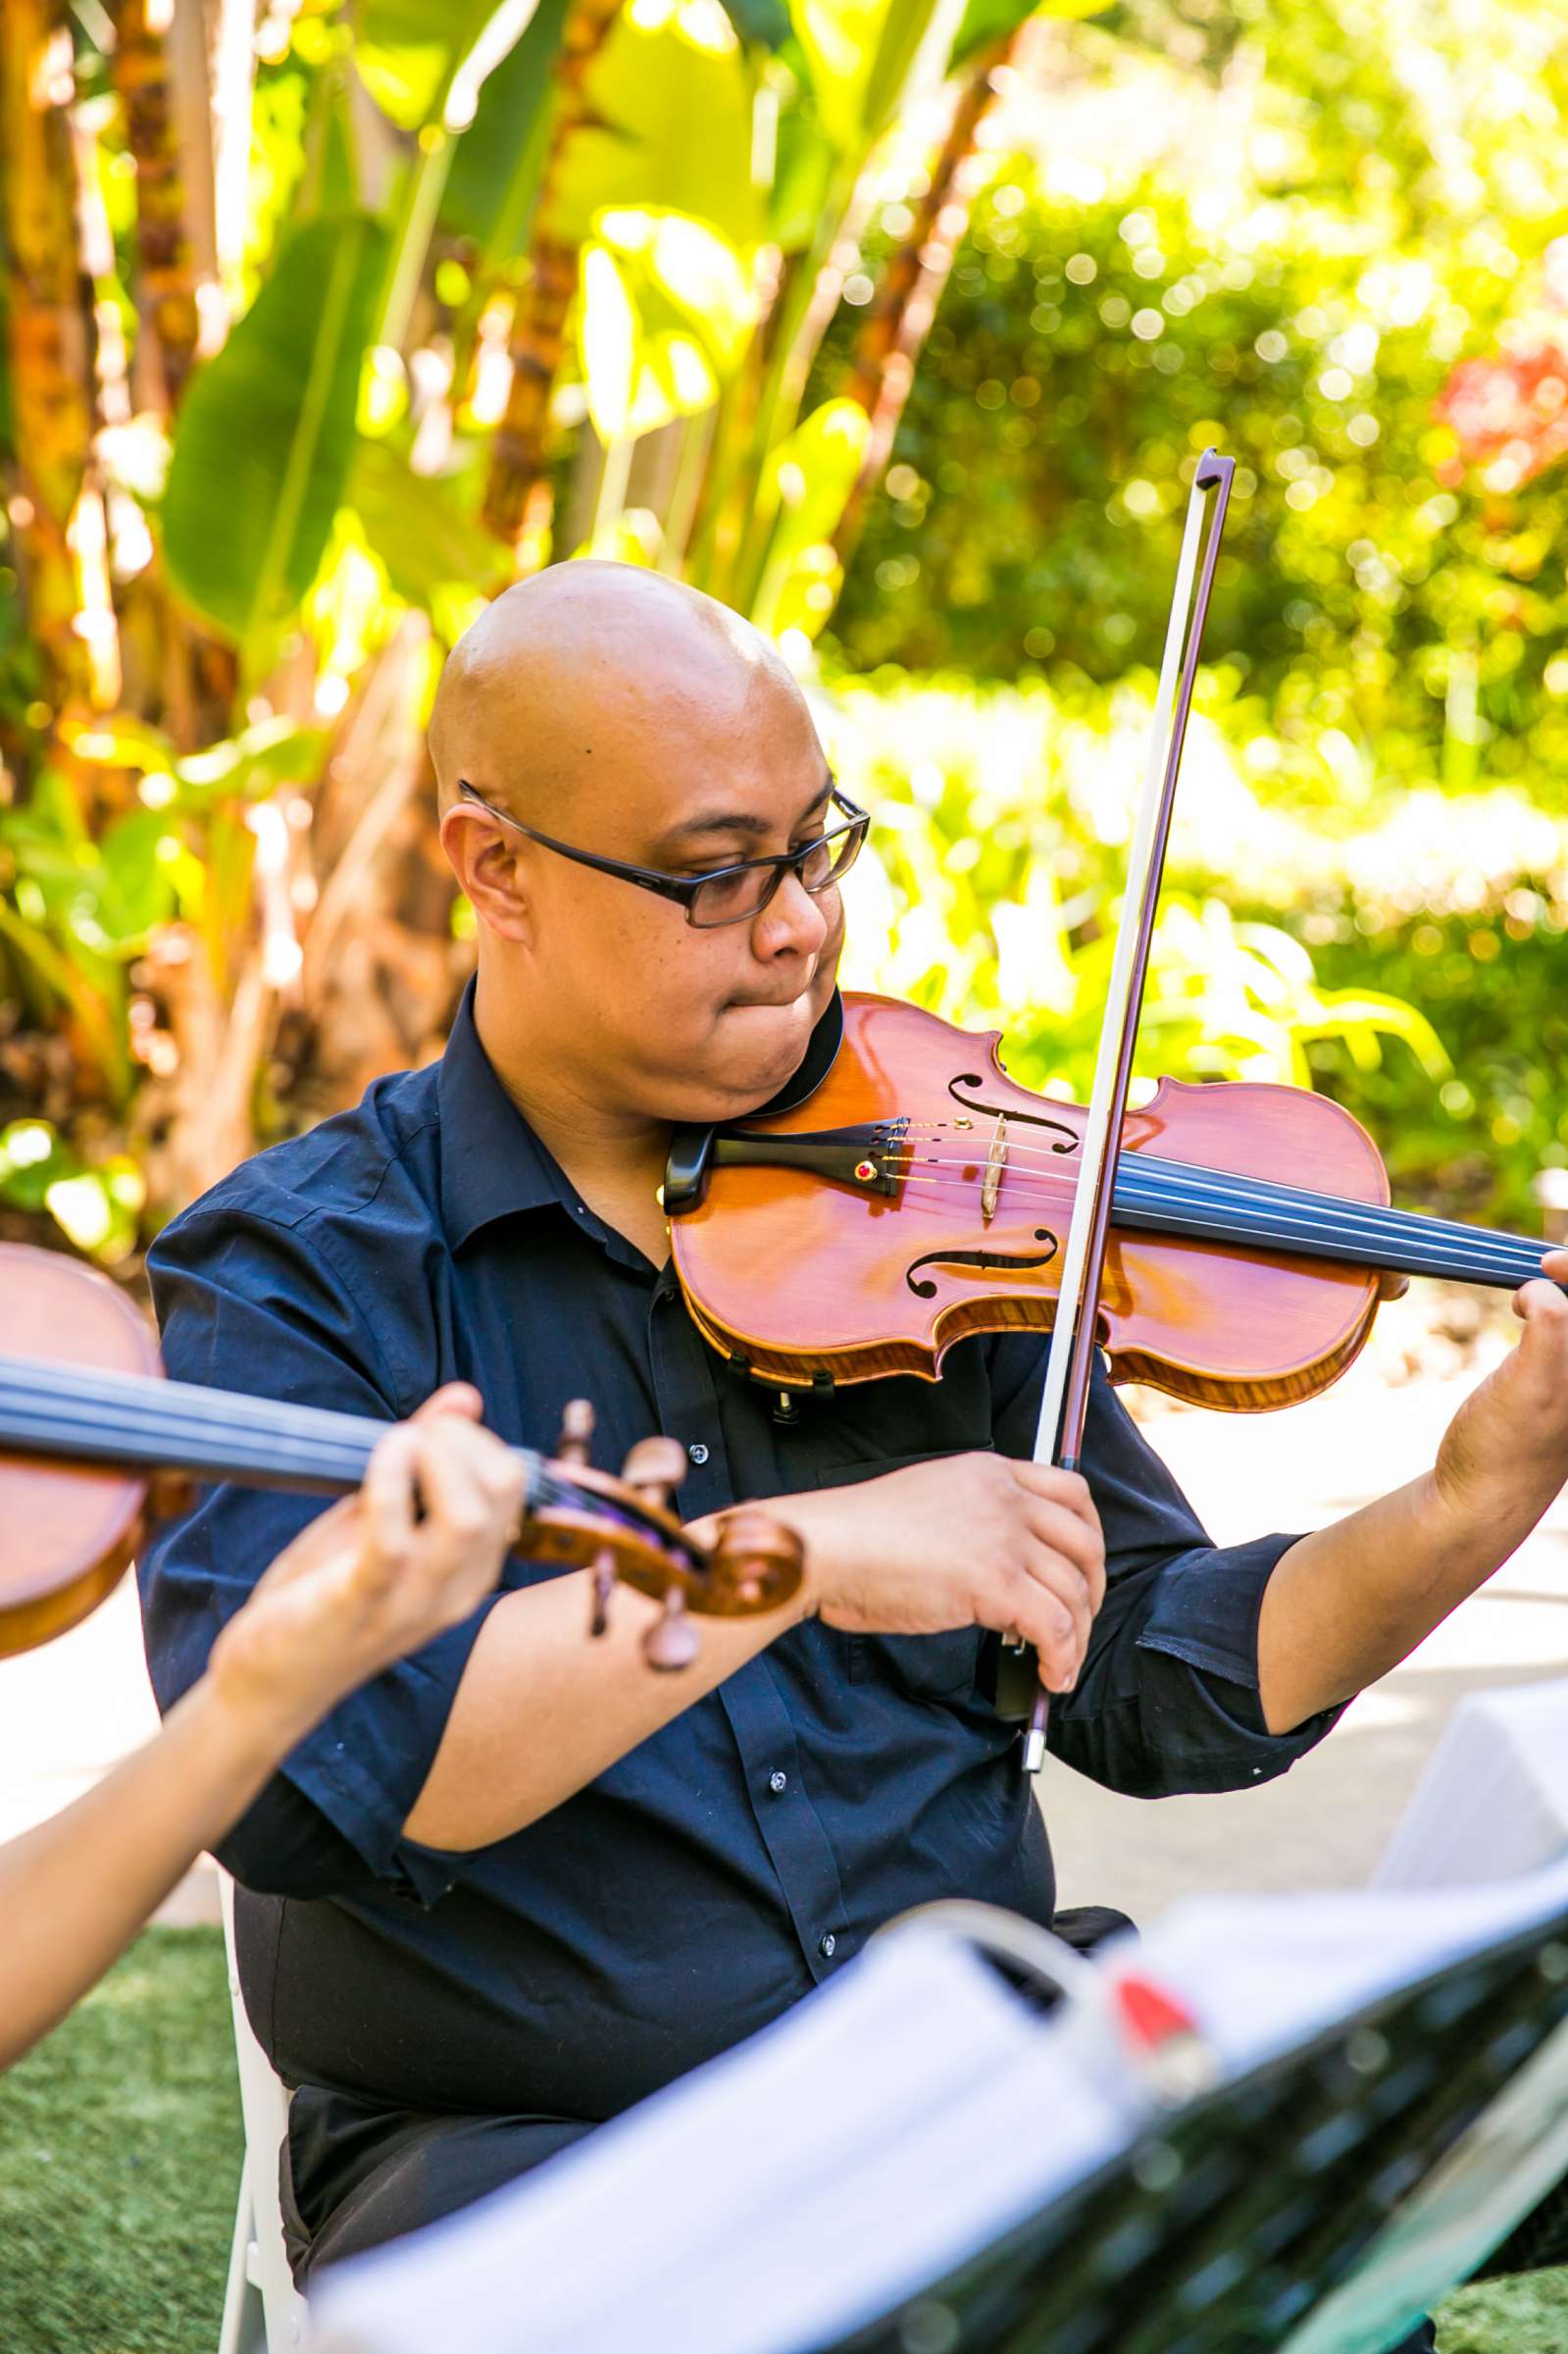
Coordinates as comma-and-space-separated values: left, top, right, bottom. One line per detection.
430, 563, 810, 822
433, 562, 843, 1132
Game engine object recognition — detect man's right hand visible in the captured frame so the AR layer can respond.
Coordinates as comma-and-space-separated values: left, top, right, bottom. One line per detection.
757, 1453, 1107, 1694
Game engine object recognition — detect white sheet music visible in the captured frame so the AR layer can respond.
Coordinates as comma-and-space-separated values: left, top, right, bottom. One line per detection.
1374, 1677, 1568, 1891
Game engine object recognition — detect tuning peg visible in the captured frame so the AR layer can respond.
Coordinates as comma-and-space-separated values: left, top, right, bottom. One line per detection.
589, 1548, 615, 1639
619, 1434, 687, 1510
641, 1586, 700, 1672
556, 1398, 594, 1465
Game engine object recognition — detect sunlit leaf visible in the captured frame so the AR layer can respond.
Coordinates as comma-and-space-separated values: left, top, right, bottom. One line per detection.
792, 0, 967, 156
578, 243, 640, 444
174, 716, 329, 799
548, 4, 765, 250
597, 209, 759, 372
59, 714, 178, 776
750, 397, 870, 635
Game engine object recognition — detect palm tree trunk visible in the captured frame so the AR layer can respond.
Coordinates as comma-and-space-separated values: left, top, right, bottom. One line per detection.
832, 31, 1013, 571
113, 0, 213, 409
480, 0, 624, 561
0, 0, 96, 719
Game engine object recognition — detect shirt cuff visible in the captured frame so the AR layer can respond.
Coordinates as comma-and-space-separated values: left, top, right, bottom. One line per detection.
1134, 1531, 1347, 1787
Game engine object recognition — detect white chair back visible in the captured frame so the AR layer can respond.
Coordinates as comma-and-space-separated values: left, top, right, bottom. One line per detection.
217, 1869, 312, 2353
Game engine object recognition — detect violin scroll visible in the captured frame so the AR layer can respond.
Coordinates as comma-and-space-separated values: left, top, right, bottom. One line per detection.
538, 1401, 805, 1668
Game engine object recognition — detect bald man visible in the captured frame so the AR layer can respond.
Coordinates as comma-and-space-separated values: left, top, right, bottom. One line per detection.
139, 566, 1568, 2313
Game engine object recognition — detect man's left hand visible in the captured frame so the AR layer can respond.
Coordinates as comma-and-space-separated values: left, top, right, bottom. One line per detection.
1435, 1248, 1568, 1522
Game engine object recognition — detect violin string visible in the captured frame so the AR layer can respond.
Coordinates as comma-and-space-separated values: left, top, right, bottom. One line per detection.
0, 1357, 683, 1547
884, 1161, 1545, 1286
891, 1162, 1544, 1283
885, 1123, 1541, 1254
884, 1121, 1547, 1264
885, 1140, 1545, 1272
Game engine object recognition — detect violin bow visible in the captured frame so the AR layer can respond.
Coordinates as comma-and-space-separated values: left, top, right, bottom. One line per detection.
997, 449, 1238, 1772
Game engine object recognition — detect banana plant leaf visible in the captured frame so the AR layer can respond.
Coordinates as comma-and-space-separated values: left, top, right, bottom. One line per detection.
947, 0, 1105, 72
348, 436, 511, 606
791, 0, 969, 157
161, 216, 387, 658
355, 0, 542, 130
717, 0, 793, 46
439, 0, 571, 266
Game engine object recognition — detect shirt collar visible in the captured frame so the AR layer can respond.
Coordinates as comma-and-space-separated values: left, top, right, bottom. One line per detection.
437, 977, 846, 1254
438, 979, 569, 1251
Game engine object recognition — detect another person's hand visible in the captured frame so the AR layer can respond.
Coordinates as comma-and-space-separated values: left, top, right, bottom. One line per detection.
767, 1452, 1106, 1694
1435, 1249, 1568, 1523
208, 1384, 526, 1746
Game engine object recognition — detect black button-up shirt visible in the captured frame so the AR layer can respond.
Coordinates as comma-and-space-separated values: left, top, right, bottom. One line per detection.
138, 980, 1336, 2129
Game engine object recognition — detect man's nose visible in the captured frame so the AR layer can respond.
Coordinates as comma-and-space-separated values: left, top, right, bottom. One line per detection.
751, 868, 830, 958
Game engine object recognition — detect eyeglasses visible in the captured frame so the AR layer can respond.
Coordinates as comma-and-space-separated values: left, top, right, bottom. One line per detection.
454, 779, 870, 930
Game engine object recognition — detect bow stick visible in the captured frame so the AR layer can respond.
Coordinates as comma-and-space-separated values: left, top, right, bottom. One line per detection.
990, 449, 1238, 1772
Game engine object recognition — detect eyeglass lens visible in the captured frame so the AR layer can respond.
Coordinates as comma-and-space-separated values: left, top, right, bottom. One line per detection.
689, 821, 864, 928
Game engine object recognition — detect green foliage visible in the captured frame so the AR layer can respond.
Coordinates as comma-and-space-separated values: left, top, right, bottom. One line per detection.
793, 0, 970, 155
438, 0, 576, 264
161, 217, 388, 664
823, 7, 1568, 829
346, 436, 510, 607
750, 398, 872, 633
949, 0, 1103, 71
355, 0, 534, 130
0, 1117, 145, 1260
547, 4, 768, 250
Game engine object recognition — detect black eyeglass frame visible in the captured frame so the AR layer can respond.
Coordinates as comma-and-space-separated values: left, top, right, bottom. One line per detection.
454, 778, 870, 929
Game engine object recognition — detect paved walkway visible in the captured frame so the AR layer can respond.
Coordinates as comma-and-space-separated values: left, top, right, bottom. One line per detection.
1049, 1326, 1568, 1919
4, 1305, 1563, 1930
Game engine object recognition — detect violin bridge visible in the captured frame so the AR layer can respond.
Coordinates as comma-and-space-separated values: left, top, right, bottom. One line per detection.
981, 1114, 1009, 1223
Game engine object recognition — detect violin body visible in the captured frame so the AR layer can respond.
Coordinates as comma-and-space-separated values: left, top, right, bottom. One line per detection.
669, 995, 1403, 1409
0, 1244, 159, 1652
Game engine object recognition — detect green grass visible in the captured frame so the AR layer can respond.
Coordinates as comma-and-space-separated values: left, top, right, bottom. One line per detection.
0, 1929, 240, 2354
0, 1929, 1564, 2352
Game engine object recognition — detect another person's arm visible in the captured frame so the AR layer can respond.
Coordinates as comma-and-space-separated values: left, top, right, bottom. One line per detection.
0, 1384, 520, 2072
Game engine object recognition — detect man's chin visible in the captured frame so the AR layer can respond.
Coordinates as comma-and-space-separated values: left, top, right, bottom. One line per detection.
703, 994, 818, 1102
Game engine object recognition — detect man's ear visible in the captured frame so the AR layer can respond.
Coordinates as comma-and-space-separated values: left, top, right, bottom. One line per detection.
439, 806, 532, 947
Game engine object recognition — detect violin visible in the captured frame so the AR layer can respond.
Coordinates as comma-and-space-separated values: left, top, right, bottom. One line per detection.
664, 990, 1550, 1409
0, 1241, 803, 1662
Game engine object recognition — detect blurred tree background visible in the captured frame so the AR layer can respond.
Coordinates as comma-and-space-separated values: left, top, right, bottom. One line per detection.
2, 0, 1566, 1278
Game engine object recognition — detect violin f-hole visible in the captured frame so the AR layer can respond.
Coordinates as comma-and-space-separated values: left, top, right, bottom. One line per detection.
905, 1232, 1059, 1301
947, 1074, 1078, 1153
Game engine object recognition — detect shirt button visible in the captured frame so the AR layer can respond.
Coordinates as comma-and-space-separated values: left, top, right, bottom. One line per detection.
687, 1442, 710, 1465
819, 1932, 836, 1960
768, 1769, 788, 1796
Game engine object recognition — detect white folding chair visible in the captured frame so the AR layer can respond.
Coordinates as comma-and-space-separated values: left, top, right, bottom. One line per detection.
218, 1868, 312, 2353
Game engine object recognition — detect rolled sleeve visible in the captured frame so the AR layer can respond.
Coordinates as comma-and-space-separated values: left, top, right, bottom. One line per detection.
986, 1335, 1344, 1798
139, 1193, 491, 1904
